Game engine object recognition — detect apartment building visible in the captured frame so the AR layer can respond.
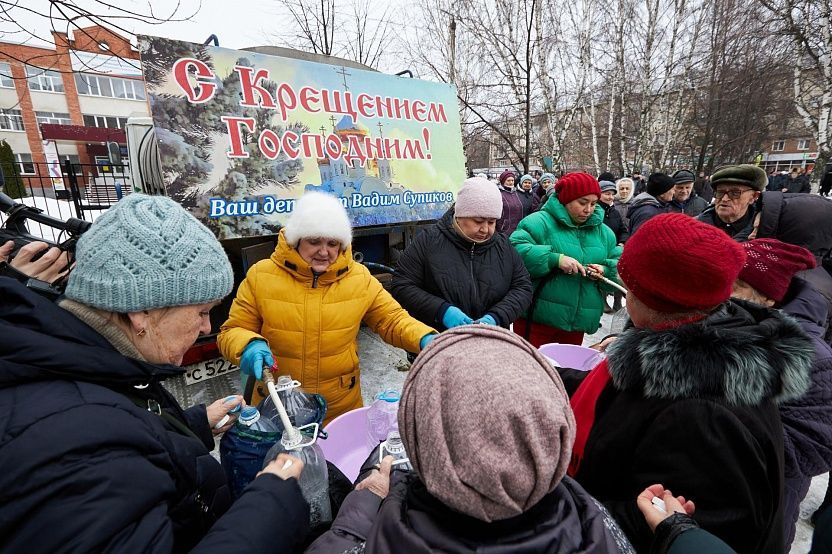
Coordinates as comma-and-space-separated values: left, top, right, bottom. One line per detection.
0, 25, 148, 177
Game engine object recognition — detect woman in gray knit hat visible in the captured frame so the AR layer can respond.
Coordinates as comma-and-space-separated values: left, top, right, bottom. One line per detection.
0, 194, 309, 552
308, 325, 635, 554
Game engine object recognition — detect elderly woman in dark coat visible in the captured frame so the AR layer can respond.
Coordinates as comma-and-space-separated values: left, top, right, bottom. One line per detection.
731, 238, 832, 549
568, 214, 813, 554
308, 325, 636, 553
391, 177, 532, 331
0, 195, 308, 552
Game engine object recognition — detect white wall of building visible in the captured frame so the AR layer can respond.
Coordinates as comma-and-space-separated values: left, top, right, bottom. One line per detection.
0, 130, 31, 153
29, 91, 70, 113
78, 95, 149, 118
0, 87, 18, 106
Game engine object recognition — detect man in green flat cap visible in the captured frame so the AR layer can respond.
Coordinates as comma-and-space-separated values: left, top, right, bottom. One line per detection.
696, 164, 767, 241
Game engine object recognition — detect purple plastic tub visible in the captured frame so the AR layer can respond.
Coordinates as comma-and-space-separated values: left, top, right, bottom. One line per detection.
318, 406, 372, 482
538, 343, 605, 372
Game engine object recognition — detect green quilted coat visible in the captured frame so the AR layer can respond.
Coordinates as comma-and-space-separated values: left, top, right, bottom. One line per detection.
510, 197, 622, 333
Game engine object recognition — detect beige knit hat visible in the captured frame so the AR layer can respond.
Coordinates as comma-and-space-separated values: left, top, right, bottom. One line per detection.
454, 177, 503, 219
399, 325, 576, 522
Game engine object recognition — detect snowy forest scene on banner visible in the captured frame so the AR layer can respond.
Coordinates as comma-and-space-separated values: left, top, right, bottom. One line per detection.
139, 36, 467, 239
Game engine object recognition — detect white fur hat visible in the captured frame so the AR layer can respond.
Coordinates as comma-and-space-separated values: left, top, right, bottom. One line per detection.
283, 192, 353, 250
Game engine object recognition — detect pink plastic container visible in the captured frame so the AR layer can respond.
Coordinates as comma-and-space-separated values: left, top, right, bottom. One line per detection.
318, 406, 372, 482
538, 343, 605, 372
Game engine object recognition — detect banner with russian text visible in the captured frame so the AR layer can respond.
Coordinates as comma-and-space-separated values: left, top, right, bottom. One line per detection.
138, 36, 466, 240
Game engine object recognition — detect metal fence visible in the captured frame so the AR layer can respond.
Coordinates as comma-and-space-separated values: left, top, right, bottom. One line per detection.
1, 160, 130, 243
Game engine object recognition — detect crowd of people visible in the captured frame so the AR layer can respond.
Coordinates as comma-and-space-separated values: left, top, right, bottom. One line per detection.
1, 161, 831, 553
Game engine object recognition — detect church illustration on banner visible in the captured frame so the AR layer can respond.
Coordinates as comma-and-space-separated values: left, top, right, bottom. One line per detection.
305, 114, 401, 197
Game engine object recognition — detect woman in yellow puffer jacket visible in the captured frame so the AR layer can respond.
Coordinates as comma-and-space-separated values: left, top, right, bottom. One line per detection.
218, 192, 436, 423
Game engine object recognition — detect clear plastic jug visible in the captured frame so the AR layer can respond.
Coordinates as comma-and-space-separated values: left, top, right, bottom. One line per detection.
366, 390, 400, 449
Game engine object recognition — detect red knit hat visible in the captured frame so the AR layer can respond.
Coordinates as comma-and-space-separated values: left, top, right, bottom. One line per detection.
739, 239, 816, 303
618, 213, 746, 313
555, 173, 602, 205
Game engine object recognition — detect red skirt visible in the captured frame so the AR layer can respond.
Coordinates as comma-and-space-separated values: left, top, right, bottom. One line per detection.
513, 318, 584, 347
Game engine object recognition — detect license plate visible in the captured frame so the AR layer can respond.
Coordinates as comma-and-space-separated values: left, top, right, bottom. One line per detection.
184, 357, 238, 385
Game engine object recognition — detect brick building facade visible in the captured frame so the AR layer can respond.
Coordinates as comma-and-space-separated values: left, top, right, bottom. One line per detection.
0, 26, 148, 176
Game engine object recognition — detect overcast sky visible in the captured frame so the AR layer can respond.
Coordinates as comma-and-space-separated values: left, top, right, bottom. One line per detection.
3, 0, 308, 51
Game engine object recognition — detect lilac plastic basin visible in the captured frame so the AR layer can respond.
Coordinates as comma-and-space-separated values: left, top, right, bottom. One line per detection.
318, 406, 372, 482
539, 343, 605, 372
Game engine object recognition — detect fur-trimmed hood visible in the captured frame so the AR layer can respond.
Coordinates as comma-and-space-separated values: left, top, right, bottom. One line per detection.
606, 300, 813, 406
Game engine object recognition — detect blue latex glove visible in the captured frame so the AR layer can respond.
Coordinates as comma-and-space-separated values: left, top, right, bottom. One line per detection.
442, 306, 474, 329
419, 333, 437, 350
475, 314, 497, 326
239, 340, 273, 380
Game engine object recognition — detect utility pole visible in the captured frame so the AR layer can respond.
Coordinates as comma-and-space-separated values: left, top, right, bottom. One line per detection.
448, 15, 457, 84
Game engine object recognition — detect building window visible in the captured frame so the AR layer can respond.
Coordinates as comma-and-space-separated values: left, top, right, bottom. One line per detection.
16, 153, 35, 175
36, 111, 72, 126
0, 62, 14, 88
0, 109, 25, 131
75, 73, 146, 100
772, 140, 785, 152
797, 139, 810, 151
25, 66, 64, 93
60, 154, 81, 174
83, 114, 128, 129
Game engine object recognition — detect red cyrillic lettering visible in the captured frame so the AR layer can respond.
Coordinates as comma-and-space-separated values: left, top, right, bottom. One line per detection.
258, 129, 281, 160
235, 66, 276, 108
221, 116, 255, 158
172, 58, 217, 104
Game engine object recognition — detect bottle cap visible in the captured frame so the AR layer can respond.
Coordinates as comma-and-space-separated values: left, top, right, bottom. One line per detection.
239, 406, 261, 425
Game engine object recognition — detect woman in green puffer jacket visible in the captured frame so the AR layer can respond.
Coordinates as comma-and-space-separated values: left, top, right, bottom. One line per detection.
510, 172, 622, 346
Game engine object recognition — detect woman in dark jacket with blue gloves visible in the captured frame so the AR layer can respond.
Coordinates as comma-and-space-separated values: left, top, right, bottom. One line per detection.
391, 177, 533, 331
0, 195, 309, 552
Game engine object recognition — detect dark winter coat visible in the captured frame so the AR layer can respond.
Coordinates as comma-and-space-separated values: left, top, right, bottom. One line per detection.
696, 204, 757, 241
613, 198, 633, 228
651, 514, 735, 554
757, 192, 832, 261
391, 209, 532, 330
778, 278, 832, 546
668, 194, 709, 217
0, 278, 309, 553
573, 300, 813, 554
307, 474, 635, 554
510, 196, 622, 334
694, 178, 714, 203
517, 187, 536, 217
626, 192, 669, 236
757, 191, 832, 342
532, 184, 547, 212
784, 175, 811, 194
767, 174, 785, 192
497, 185, 524, 235
601, 201, 628, 243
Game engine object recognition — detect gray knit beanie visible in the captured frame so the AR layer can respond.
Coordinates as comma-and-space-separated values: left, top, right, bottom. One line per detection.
454, 177, 503, 219
400, 325, 576, 522
65, 194, 233, 312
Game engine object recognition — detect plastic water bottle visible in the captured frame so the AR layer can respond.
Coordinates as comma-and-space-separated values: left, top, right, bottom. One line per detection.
380, 430, 413, 471
264, 438, 332, 528
259, 375, 324, 430
219, 407, 280, 499
366, 390, 400, 449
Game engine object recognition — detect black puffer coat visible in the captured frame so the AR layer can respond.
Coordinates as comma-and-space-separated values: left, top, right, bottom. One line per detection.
307, 474, 635, 554
573, 301, 813, 554
391, 210, 532, 330
757, 191, 832, 343
626, 192, 668, 236
0, 278, 309, 553
601, 201, 628, 243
